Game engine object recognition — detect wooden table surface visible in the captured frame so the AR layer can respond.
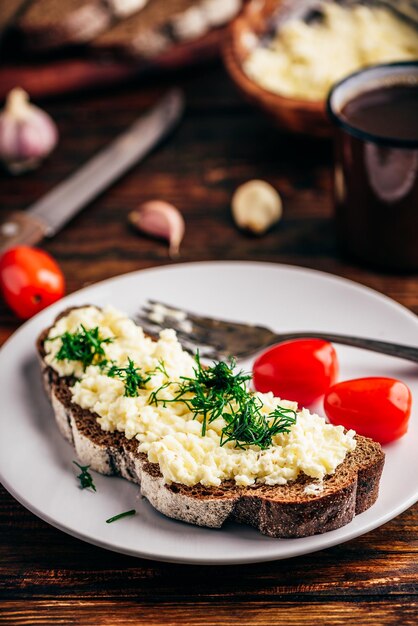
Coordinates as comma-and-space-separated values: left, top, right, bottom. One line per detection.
0, 63, 417, 626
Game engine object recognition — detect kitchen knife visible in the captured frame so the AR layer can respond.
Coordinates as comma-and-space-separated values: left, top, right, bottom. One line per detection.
0, 89, 184, 254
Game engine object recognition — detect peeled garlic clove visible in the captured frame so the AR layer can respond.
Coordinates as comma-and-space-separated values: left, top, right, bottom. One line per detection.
129, 200, 185, 258
0, 87, 58, 175
232, 180, 282, 234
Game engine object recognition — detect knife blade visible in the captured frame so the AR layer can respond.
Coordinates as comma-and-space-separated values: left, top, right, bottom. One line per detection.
0, 89, 184, 254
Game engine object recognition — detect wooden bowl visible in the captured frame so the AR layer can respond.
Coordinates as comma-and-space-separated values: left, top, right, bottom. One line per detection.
223, 0, 331, 137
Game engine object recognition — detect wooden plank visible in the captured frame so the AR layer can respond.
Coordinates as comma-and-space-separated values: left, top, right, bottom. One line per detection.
1, 486, 417, 600
1, 600, 418, 626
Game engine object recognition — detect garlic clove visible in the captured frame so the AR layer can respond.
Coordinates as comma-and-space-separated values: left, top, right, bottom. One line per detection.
129, 200, 185, 258
231, 180, 282, 235
0, 87, 58, 175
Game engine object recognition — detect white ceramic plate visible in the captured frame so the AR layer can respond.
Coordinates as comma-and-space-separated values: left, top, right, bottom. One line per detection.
0, 261, 417, 564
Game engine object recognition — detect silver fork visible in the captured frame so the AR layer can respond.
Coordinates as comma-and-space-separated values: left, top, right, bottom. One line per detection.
137, 300, 418, 363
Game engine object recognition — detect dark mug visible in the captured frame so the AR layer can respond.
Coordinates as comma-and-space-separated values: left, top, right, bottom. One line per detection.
327, 62, 418, 272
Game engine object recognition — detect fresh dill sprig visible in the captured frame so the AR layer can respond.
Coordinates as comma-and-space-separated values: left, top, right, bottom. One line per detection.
220, 399, 297, 449
49, 325, 113, 370
73, 461, 96, 492
149, 353, 251, 435
154, 358, 169, 378
106, 509, 136, 524
107, 358, 150, 397
146, 360, 170, 402
267, 406, 298, 436
149, 353, 297, 448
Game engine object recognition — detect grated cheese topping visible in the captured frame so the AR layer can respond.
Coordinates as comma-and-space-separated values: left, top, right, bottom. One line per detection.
45, 306, 356, 487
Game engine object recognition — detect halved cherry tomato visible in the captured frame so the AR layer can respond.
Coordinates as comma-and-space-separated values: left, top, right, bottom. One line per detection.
252, 339, 339, 407
0, 246, 65, 319
324, 377, 412, 444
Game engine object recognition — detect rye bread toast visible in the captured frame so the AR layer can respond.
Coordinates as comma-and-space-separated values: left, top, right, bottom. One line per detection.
92, 0, 200, 59
92, 0, 241, 60
37, 308, 385, 538
17, 0, 148, 50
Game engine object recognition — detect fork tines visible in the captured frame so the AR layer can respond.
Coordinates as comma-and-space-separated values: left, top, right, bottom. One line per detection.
137, 300, 232, 360
135, 318, 213, 360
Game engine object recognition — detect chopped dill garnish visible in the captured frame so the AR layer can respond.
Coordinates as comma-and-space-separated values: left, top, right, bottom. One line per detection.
106, 509, 136, 524
73, 461, 96, 492
49, 325, 113, 370
107, 358, 150, 397
149, 353, 251, 435
220, 398, 297, 449
154, 358, 169, 378
149, 352, 297, 448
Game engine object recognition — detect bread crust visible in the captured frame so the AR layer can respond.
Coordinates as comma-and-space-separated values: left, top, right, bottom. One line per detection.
37, 310, 385, 538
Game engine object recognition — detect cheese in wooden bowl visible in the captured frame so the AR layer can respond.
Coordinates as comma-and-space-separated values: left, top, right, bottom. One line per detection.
224, 0, 418, 136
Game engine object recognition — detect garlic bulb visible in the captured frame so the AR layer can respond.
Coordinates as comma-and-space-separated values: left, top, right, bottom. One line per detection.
129, 200, 185, 258
231, 180, 282, 234
0, 87, 58, 174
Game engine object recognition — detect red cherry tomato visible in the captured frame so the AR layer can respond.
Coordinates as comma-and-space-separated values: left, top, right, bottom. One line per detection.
324, 377, 412, 444
252, 339, 339, 407
0, 246, 65, 319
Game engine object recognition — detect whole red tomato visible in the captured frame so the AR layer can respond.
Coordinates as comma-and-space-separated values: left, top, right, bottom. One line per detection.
252, 339, 339, 407
0, 246, 65, 319
324, 377, 412, 444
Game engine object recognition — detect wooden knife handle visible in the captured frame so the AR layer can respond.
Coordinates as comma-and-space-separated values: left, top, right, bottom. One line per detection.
0, 211, 48, 254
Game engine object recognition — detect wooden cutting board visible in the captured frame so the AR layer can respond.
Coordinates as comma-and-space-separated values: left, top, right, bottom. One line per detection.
0, 27, 223, 100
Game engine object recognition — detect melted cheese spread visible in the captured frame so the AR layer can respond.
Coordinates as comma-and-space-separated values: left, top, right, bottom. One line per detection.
243, 3, 418, 101
45, 306, 356, 487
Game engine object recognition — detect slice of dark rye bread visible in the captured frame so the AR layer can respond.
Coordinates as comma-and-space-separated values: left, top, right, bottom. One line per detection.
36, 308, 385, 538
92, 0, 205, 60
17, 0, 148, 51
91, 0, 241, 60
